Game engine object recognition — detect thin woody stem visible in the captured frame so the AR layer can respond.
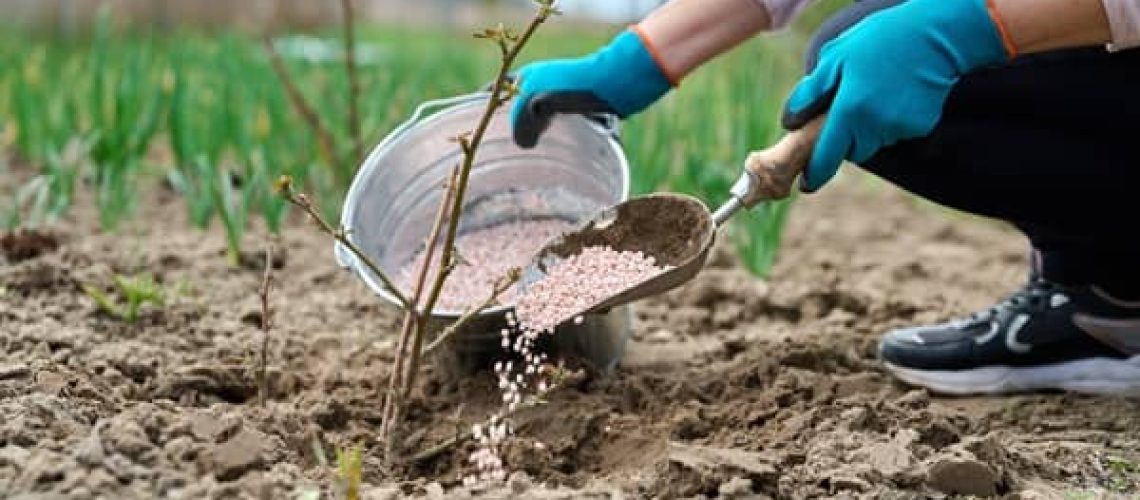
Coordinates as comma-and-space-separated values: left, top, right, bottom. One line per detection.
257, 242, 273, 407
339, 0, 365, 166
262, 37, 341, 171
278, 186, 410, 309
382, 166, 459, 439
407, 6, 554, 401
421, 269, 518, 356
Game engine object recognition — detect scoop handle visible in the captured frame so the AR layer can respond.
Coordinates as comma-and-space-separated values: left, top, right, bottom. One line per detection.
743, 114, 825, 204
712, 114, 825, 226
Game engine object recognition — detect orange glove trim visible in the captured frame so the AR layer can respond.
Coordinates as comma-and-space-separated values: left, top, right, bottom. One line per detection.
630, 24, 682, 87
985, 0, 1019, 57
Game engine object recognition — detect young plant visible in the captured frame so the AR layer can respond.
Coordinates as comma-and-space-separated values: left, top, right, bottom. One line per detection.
335, 443, 364, 500
4, 176, 50, 230
211, 164, 247, 266
731, 195, 794, 277
84, 17, 168, 230
274, 1, 553, 464
379, 0, 559, 456
1105, 455, 1138, 492
81, 272, 166, 322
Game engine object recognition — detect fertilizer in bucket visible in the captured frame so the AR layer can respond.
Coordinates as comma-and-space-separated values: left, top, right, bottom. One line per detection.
396, 219, 573, 311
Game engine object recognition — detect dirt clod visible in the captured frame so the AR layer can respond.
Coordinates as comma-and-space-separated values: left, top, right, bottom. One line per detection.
74, 430, 107, 467
666, 442, 778, 497
204, 428, 266, 481
1, 229, 59, 262
717, 476, 755, 498
0, 363, 30, 380
103, 419, 156, 462
926, 455, 1000, 497
0, 446, 30, 468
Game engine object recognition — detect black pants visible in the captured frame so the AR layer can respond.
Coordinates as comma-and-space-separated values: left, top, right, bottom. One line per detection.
806, 0, 1140, 298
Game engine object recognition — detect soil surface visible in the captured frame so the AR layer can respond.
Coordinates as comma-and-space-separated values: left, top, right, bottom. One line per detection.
3, 166, 1139, 499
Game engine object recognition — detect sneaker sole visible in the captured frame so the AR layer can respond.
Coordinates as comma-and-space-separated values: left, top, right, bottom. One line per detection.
882, 355, 1140, 397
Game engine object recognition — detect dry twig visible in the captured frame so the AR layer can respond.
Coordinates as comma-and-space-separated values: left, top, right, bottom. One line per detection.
404, 0, 557, 409
257, 243, 273, 407
262, 37, 341, 171
421, 268, 519, 356
273, 177, 410, 309
274, 1, 562, 464
340, 0, 365, 166
381, 166, 460, 439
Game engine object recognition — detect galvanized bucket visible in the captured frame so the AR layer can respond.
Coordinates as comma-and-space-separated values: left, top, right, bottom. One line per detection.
336, 91, 634, 375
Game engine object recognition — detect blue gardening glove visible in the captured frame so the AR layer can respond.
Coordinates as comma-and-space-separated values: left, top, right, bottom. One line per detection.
510, 29, 673, 148
781, 0, 1013, 192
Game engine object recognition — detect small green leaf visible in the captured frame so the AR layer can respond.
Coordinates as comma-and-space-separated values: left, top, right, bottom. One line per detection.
82, 282, 124, 319
335, 443, 364, 500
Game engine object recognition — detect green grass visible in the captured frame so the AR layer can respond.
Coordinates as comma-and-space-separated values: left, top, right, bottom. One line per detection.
0, 14, 815, 276
81, 271, 167, 322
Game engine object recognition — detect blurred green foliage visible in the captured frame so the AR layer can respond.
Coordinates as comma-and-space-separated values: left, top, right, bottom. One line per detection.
0, 11, 820, 276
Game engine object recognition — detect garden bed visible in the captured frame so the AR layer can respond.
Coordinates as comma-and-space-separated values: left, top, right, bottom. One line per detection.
3, 167, 1138, 498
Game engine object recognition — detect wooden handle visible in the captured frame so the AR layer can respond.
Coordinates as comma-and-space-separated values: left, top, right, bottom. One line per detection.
743, 114, 824, 202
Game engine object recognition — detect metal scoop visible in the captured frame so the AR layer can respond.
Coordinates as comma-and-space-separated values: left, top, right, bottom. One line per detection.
518, 116, 824, 323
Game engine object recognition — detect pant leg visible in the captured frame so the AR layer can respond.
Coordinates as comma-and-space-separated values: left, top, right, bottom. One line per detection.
805, 0, 1140, 298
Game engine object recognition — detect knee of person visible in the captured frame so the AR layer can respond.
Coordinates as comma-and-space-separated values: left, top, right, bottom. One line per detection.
803, 0, 910, 72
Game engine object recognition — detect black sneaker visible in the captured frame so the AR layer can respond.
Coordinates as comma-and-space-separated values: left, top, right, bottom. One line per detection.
879, 276, 1140, 396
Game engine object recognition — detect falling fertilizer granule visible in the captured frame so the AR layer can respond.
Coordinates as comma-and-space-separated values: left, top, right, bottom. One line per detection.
464, 244, 669, 488
397, 219, 573, 311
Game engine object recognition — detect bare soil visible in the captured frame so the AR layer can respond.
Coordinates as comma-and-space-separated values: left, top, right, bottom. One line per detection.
3, 168, 1139, 499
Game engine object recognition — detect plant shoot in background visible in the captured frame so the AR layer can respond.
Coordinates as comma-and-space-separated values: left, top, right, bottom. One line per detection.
0, 12, 801, 276
81, 272, 166, 322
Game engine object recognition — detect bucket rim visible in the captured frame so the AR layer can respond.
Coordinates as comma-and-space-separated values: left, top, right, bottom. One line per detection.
335, 91, 631, 318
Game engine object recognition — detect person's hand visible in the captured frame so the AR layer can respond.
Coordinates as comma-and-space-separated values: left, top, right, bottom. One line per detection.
510, 28, 673, 148
781, 0, 1014, 192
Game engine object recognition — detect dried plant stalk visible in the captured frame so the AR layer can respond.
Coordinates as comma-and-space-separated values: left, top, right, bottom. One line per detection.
421, 269, 518, 356
381, 166, 460, 439
257, 242, 273, 407
275, 1, 562, 464
274, 178, 411, 309
339, 0, 365, 166
262, 38, 341, 171
404, 1, 558, 402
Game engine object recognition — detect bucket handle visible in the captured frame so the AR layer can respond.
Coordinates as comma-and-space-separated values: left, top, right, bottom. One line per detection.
335, 91, 489, 270
388, 91, 492, 143
399, 90, 622, 143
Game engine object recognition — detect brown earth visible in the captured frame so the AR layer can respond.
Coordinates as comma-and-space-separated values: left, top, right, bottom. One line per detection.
3, 167, 1140, 499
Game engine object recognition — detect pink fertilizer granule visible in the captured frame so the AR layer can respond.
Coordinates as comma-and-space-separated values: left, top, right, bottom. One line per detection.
514, 245, 669, 333
397, 219, 573, 311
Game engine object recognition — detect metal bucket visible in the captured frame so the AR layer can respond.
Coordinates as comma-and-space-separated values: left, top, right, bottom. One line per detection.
336, 91, 634, 375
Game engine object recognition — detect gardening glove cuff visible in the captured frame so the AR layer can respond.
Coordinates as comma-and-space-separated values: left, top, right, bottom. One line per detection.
510, 27, 674, 148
